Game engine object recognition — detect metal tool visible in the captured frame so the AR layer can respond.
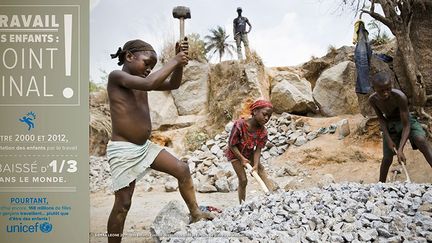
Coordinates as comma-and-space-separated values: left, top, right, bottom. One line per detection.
172, 6, 191, 40
245, 163, 269, 193
391, 168, 401, 182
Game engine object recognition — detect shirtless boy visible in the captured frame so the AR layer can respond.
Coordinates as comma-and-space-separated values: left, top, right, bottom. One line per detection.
369, 71, 432, 182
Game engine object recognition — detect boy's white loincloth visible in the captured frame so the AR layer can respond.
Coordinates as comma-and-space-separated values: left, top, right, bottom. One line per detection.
107, 140, 163, 191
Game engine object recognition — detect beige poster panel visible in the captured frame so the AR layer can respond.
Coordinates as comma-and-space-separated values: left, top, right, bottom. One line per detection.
0, 1, 89, 242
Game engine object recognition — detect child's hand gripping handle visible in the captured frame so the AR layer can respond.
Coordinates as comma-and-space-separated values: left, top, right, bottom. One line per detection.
245, 163, 270, 193
392, 148, 411, 183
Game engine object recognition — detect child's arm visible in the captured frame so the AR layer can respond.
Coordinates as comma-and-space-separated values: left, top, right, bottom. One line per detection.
396, 92, 410, 162
108, 59, 181, 91
154, 39, 189, 91
369, 96, 396, 150
252, 147, 261, 172
230, 145, 250, 166
108, 54, 185, 91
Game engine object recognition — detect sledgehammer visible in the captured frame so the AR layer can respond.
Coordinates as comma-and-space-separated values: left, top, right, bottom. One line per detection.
245, 163, 270, 193
172, 6, 191, 40
392, 148, 411, 183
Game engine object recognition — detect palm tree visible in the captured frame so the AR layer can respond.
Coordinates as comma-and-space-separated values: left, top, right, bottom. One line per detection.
204, 26, 235, 62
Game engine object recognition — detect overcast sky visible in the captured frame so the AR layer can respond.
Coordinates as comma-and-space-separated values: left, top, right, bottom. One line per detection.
90, 0, 385, 83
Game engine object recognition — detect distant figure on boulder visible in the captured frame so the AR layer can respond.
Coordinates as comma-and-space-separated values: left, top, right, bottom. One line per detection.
233, 7, 252, 60
368, 72, 432, 182
226, 100, 278, 204
106, 38, 213, 243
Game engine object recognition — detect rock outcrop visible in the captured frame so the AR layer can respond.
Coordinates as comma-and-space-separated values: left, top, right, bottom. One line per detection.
207, 61, 269, 126
269, 70, 316, 114
171, 61, 210, 115
313, 61, 359, 116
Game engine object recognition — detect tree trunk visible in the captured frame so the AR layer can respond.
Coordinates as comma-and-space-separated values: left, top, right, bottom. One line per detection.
394, 30, 427, 106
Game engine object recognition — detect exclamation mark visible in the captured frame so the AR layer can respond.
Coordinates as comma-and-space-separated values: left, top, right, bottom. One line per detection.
64, 14, 72, 76
63, 14, 73, 99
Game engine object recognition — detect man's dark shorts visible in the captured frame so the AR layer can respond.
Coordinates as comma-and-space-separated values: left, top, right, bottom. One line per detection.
383, 116, 426, 158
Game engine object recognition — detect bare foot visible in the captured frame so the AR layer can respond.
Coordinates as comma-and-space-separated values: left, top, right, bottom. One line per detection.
190, 210, 215, 223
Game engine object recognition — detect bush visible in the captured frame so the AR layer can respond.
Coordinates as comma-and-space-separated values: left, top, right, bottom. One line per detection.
159, 33, 207, 64
248, 49, 263, 66
89, 80, 102, 93
184, 128, 209, 151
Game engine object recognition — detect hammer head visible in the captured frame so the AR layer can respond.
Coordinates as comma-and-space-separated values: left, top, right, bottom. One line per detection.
172, 6, 191, 19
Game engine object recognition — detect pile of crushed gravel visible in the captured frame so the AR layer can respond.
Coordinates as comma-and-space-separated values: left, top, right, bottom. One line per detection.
160, 182, 432, 242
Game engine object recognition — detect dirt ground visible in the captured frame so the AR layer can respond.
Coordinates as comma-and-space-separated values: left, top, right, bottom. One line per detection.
89, 114, 432, 243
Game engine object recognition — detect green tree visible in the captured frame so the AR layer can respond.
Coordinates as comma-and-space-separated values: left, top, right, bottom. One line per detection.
187, 33, 207, 63
205, 26, 235, 62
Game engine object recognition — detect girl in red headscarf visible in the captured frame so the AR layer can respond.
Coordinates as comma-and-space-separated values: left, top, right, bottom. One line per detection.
225, 99, 277, 203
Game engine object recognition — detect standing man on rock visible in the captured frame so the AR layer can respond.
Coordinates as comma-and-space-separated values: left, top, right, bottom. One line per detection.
233, 7, 252, 60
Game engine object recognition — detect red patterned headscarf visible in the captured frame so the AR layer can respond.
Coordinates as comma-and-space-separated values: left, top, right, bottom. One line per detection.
250, 99, 273, 112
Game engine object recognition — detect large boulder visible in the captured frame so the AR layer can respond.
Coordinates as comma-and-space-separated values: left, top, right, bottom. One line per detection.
302, 59, 330, 89
171, 61, 209, 115
313, 61, 359, 116
148, 91, 179, 130
270, 71, 316, 114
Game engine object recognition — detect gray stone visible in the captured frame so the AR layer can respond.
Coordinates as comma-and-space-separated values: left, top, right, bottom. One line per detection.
269, 147, 279, 156
284, 179, 301, 191
377, 227, 393, 238
262, 151, 271, 160
228, 177, 238, 191
279, 124, 289, 133
210, 145, 221, 155
330, 234, 345, 242
196, 181, 218, 193
363, 213, 382, 222
215, 177, 230, 192
305, 231, 319, 242
270, 71, 316, 114
358, 229, 378, 241
150, 200, 189, 241
422, 191, 432, 203
294, 135, 307, 146
225, 121, 234, 133
306, 131, 318, 141
171, 61, 209, 115
317, 174, 335, 188
148, 91, 179, 130
206, 139, 215, 146
338, 118, 350, 139
268, 127, 278, 135
313, 61, 359, 116
342, 232, 355, 242
164, 179, 178, 192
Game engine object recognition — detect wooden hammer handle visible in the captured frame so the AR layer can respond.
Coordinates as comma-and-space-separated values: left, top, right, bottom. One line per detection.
179, 18, 185, 40
245, 163, 270, 193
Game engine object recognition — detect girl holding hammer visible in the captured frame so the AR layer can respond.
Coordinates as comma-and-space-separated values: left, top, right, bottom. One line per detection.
225, 99, 278, 204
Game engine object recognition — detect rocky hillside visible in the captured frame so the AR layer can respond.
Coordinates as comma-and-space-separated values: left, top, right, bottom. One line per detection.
90, 38, 430, 157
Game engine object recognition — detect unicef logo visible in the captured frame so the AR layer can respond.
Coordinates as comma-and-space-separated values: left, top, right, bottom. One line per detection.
40, 222, 53, 233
